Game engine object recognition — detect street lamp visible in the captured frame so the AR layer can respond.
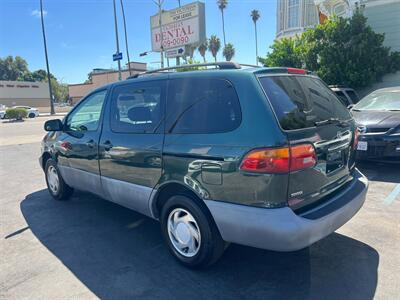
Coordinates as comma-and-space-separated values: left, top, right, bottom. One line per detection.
39, 0, 55, 115
112, 0, 122, 80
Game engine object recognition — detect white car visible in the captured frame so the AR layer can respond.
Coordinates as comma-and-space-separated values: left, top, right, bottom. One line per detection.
12, 106, 40, 118
0, 110, 5, 119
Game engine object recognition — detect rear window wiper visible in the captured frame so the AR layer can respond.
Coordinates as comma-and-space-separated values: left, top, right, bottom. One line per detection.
314, 118, 349, 127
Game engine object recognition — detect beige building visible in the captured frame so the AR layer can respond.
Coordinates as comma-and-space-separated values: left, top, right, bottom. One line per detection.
0, 80, 50, 107
69, 62, 147, 104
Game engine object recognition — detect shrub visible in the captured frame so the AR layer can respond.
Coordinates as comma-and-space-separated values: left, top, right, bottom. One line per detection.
5, 108, 27, 120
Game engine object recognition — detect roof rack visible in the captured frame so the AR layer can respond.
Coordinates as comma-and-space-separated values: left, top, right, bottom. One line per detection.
127, 62, 260, 79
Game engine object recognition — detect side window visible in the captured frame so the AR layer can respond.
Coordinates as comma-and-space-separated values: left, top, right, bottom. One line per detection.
166, 78, 241, 134
110, 81, 164, 133
65, 90, 107, 132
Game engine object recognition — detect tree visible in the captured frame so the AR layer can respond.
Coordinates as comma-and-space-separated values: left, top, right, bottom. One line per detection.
0, 56, 30, 81
223, 43, 235, 61
217, 0, 228, 47
260, 10, 400, 88
251, 10, 260, 65
198, 40, 208, 63
208, 35, 221, 62
259, 38, 302, 68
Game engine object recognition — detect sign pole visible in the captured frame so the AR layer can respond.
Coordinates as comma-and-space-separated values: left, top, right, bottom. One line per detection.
113, 0, 122, 80
156, 0, 165, 68
120, 0, 132, 76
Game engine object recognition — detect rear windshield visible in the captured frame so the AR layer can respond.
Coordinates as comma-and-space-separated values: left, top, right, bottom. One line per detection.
258, 75, 351, 130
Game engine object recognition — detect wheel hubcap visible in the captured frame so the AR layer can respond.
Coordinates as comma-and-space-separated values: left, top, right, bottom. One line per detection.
47, 165, 60, 194
167, 208, 201, 257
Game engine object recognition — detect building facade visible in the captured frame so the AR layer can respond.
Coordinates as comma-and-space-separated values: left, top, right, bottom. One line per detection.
0, 80, 50, 107
276, 0, 400, 52
276, 0, 320, 39
68, 62, 147, 105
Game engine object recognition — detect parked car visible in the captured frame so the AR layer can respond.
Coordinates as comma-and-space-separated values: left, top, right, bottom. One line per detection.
351, 87, 400, 162
12, 106, 39, 118
330, 85, 360, 107
40, 63, 368, 268
0, 104, 7, 119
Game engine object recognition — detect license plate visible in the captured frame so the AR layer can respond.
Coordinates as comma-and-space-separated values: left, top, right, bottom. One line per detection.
357, 141, 368, 151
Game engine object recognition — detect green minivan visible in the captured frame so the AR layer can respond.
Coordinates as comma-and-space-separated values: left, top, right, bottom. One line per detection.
40, 63, 368, 268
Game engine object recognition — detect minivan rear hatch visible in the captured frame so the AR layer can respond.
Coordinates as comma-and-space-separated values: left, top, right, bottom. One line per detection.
258, 72, 357, 213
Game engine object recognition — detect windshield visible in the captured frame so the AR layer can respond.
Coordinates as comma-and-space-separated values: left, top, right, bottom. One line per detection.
354, 89, 400, 111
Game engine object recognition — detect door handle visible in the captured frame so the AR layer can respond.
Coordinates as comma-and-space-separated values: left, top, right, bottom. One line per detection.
102, 140, 113, 151
85, 139, 95, 148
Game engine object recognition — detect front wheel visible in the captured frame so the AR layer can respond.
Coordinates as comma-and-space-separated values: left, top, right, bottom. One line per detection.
45, 159, 73, 201
160, 195, 226, 268
29, 113, 35, 118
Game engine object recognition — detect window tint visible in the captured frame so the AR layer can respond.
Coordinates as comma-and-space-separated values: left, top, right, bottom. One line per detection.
299, 77, 350, 120
110, 82, 164, 133
166, 78, 241, 134
259, 76, 350, 130
66, 90, 106, 132
334, 91, 350, 106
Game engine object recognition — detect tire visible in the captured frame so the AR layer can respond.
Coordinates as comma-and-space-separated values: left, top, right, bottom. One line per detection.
29, 113, 35, 118
45, 159, 73, 201
160, 195, 226, 268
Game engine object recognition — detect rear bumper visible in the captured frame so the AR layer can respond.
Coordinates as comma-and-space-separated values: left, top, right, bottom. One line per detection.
205, 168, 368, 251
356, 134, 400, 162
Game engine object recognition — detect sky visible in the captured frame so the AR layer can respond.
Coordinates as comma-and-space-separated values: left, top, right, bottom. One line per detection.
0, 0, 277, 84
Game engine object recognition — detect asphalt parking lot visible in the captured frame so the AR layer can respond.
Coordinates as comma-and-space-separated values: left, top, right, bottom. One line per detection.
1, 117, 399, 299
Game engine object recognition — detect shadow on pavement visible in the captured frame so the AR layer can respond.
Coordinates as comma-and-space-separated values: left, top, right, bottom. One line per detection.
20, 189, 379, 300
356, 160, 400, 183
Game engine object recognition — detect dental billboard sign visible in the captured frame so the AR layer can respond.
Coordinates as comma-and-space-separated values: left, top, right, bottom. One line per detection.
151, 2, 206, 52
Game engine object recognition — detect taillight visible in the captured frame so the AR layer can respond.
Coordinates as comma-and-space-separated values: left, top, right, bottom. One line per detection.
353, 129, 360, 149
240, 148, 290, 173
240, 144, 316, 174
290, 144, 317, 171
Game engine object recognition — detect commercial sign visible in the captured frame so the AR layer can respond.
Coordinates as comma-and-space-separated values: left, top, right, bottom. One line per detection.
150, 2, 206, 52
165, 47, 185, 58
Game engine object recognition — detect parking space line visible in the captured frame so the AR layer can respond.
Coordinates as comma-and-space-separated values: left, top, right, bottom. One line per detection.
384, 184, 400, 206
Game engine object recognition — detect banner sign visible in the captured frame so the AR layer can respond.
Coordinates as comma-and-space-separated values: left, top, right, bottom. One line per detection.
151, 2, 206, 52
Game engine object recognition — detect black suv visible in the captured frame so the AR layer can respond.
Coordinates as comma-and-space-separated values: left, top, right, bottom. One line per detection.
40, 63, 368, 268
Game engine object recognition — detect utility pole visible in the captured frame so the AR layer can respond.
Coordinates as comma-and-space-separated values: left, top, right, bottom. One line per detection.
113, 0, 122, 80
176, 0, 181, 66
120, 0, 132, 76
39, 0, 55, 115
153, 0, 164, 68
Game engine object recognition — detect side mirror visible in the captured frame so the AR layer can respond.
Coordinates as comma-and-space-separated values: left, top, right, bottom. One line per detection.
347, 104, 354, 110
44, 119, 63, 131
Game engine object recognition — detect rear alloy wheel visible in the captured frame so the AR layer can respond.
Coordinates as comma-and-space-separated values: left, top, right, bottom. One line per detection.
45, 159, 73, 201
29, 113, 35, 118
161, 195, 226, 268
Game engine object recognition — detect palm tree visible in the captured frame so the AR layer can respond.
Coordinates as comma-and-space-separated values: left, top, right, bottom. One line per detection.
251, 9, 260, 65
217, 0, 228, 47
198, 40, 208, 63
208, 35, 221, 62
223, 43, 235, 61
